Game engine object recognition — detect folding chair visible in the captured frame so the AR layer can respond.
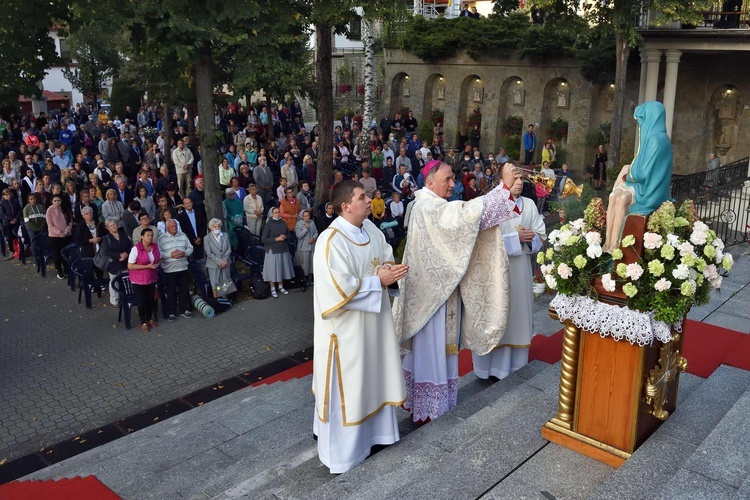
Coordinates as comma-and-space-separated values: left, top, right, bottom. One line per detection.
70, 258, 110, 309
111, 272, 139, 330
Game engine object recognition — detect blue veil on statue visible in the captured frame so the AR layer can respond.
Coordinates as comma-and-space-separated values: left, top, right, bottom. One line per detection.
625, 101, 673, 215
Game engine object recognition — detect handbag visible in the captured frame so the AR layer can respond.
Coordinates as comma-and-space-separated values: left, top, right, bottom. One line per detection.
215, 279, 237, 296
93, 246, 112, 271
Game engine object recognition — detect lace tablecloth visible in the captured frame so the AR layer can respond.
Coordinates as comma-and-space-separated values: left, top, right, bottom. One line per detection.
550, 294, 676, 346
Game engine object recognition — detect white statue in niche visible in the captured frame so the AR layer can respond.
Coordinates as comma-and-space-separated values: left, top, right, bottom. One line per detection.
512, 89, 525, 106
472, 87, 483, 103
557, 90, 569, 108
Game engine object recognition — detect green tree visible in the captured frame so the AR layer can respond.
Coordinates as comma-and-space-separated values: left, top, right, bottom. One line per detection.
0, 0, 70, 110
62, 21, 125, 105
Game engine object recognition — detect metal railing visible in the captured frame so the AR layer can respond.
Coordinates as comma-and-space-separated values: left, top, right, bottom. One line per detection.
671, 157, 750, 202
692, 178, 750, 246
637, 0, 749, 29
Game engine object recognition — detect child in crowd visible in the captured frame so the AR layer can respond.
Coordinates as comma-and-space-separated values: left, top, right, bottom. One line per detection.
371, 190, 386, 222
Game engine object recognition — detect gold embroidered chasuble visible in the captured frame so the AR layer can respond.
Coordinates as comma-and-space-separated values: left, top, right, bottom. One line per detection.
312, 217, 406, 426
393, 188, 512, 355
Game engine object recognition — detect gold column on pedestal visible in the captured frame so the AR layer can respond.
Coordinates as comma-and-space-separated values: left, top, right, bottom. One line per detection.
548, 314, 580, 430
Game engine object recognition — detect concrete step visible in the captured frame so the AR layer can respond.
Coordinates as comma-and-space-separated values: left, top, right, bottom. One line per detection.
212, 360, 551, 499
304, 362, 560, 500
24, 376, 316, 498
593, 365, 750, 499
658, 384, 750, 497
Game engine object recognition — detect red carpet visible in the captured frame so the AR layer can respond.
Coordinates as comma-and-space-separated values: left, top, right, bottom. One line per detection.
527, 319, 750, 379
0, 476, 120, 499
249, 319, 749, 386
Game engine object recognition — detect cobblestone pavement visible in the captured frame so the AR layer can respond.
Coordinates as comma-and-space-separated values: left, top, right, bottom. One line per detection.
0, 258, 313, 461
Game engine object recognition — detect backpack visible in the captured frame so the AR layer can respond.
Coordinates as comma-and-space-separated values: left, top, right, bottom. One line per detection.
251, 273, 271, 299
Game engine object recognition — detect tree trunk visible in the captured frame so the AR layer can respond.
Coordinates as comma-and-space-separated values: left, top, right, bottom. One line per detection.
266, 94, 274, 142
314, 23, 334, 209
608, 30, 630, 190
195, 44, 222, 222
358, 17, 375, 161
163, 103, 173, 168
187, 104, 197, 144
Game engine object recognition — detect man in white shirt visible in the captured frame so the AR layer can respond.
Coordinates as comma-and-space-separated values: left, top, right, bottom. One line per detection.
171, 139, 194, 198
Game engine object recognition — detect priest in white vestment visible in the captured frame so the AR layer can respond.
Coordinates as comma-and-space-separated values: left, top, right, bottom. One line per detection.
473, 175, 546, 379
393, 160, 520, 423
312, 180, 409, 474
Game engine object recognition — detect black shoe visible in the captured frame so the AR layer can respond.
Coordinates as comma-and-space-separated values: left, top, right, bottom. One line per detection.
181, 310, 193, 319
57, 272, 66, 280
168, 314, 177, 323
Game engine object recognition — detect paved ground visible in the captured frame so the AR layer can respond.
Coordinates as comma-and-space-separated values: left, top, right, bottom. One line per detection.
0, 258, 314, 462
1, 242, 748, 467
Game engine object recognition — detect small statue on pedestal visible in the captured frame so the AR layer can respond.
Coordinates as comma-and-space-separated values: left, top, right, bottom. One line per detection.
604, 101, 674, 253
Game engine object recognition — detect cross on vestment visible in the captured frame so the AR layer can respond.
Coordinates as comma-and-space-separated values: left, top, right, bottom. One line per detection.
448, 310, 456, 320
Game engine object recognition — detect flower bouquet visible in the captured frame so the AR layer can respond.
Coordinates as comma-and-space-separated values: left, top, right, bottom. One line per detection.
538, 199, 732, 325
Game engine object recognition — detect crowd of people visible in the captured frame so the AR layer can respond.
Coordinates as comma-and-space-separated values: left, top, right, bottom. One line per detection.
0, 100, 569, 330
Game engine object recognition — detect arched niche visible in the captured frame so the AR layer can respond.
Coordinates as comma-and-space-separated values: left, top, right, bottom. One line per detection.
540, 78, 572, 161
458, 74, 485, 150
390, 72, 411, 115
707, 84, 743, 163
495, 76, 526, 154
423, 73, 446, 126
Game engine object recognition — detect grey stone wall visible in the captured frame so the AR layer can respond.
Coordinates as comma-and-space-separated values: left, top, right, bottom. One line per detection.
381, 49, 750, 175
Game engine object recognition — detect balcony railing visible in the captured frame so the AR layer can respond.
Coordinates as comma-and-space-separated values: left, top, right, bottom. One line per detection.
638, 0, 750, 30
671, 156, 750, 246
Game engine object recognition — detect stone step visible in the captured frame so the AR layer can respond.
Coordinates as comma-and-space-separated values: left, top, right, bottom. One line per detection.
593, 365, 750, 499
24, 376, 316, 497
481, 372, 706, 500
211, 361, 552, 499
660, 384, 750, 496
304, 362, 561, 500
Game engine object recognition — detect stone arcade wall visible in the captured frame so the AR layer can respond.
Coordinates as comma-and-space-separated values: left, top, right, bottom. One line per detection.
382, 49, 750, 174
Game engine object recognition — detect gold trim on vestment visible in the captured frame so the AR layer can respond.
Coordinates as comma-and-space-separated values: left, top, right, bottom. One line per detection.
329, 227, 371, 247
445, 344, 459, 356
321, 280, 361, 319
316, 333, 406, 426
492, 343, 532, 350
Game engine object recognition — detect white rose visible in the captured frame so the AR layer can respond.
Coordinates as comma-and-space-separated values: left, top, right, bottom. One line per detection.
703, 264, 719, 281
713, 238, 725, 251
548, 230, 560, 245
679, 242, 695, 257
601, 273, 616, 292
715, 249, 723, 265
672, 264, 690, 280
690, 229, 708, 246
666, 234, 680, 247
586, 244, 603, 259
693, 221, 709, 233
625, 263, 644, 280
585, 231, 602, 246
643, 232, 663, 250
654, 278, 672, 292
710, 276, 723, 289
557, 263, 573, 280
545, 274, 557, 290
541, 264, 554, 275
570, 219, 585, 234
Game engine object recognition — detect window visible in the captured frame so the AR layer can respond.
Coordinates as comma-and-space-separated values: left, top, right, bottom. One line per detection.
59, 37, 71, 61
348, 17, 362, 41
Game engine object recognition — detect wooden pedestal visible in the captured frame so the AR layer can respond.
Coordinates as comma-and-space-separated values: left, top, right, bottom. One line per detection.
542, 293, 687, 468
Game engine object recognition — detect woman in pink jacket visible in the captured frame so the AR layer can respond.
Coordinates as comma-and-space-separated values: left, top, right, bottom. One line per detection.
127, 228, 161, 332
45, 194, 73, 279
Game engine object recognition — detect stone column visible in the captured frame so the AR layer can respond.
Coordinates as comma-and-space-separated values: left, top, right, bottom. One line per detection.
638, 50, 649, 105
644, 49, 662, 103
662, 49, 682, 138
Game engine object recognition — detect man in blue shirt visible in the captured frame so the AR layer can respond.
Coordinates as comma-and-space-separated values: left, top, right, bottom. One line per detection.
52, 147, 71, 170
522, 124, 537, 165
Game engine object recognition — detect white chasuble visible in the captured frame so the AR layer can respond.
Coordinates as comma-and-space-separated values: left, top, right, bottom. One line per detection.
312, 217, 406, 473
393, 184, 518, 421
473, 196, 547, 379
